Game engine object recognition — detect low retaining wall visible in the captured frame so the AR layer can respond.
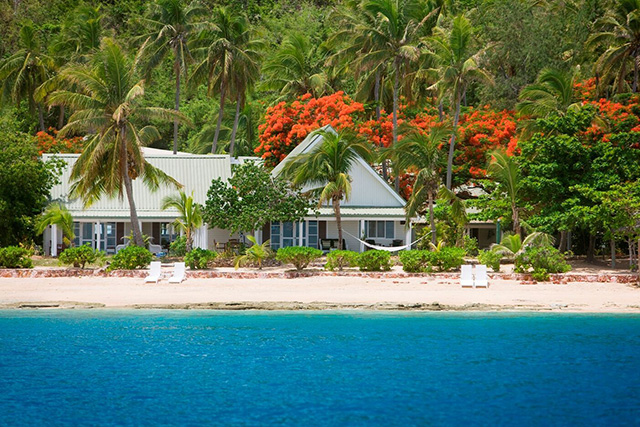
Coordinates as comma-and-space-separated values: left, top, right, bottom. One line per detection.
0, 268, 638, 283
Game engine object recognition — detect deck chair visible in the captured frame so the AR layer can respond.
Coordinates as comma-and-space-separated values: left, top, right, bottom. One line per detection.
461, 264, 474, 288
474, 264, 488, 288
144, 261, 162, 283
169, 262, 186, 284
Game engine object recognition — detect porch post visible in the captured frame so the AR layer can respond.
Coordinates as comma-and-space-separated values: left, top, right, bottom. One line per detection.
405, 222, 412, 250
359, 220, 365, 252
95, 221, 101, 251
298, 222, 304, 247
51, 224, 58, 257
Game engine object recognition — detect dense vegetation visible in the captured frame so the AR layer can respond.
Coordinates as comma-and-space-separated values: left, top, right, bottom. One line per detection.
1, 0, 639, 263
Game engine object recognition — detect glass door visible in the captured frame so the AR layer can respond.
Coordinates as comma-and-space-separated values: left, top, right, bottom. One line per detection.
282, 222, 295, 247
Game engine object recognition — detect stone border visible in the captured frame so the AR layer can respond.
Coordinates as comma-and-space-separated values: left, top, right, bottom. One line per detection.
0, 268, 638, 283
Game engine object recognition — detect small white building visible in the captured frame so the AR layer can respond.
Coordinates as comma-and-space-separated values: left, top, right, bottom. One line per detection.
41, 148, 238, 256
268, 127, 412, 252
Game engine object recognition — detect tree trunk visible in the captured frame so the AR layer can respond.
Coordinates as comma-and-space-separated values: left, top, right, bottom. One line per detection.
610, 236, 616, 268
58, 105, 65, 130
392, 58, 400, 192
446, 89, 462, 190
428, 190, 436, 246
229, 92, 242, 158
375, 68, 388, 182
512, 206, 520, 237
334, 196, 343, 250
120, 126, 143, 247
634, 56, 639, 93
212, 77, 227, 154
586, 233, 596, 263
438, 100, 444, 122
558, 230, 567, 252
173, 62, 181, 155
38, 103, 45, 132
185, 228, 192, 253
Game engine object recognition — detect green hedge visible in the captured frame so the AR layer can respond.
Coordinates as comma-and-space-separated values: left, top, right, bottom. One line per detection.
108, 246, 153, 270
399, 247, 465, 272
515, 245, 570, 281
478, 250, 502, 272
58, 245, 104, 269
357, 250, 391, 271
184, 248, 217, 269
325, 250, 359, 271
276, 246, 323, 270
0, 246, 32, 268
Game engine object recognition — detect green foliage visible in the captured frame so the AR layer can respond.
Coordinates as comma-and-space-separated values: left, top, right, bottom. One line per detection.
325, 250, 359, 271
204, 162, 313, 234
108, 246, 153, 270
184, 247, 216, 270
478, 249, 502, 273
0, 246, 33, 268
234, 236, 273, 270
398, 250, 433, 273
276, 246, 323, 270
430, 247, 466, 272
169, 236, 187, 257
58, 244, 104, 269
463, 236, 479, 256
357, 250, 391, 272
514, 245, 571, 281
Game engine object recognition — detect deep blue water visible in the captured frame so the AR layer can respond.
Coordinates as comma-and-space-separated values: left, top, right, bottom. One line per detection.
1, 310, 640, 426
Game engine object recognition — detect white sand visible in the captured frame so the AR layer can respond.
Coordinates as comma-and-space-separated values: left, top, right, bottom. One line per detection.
1, 270, 639, 312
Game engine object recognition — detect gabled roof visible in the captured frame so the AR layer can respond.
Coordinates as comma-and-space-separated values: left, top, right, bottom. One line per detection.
271, 126, 406, 208
43, 148, 231, 219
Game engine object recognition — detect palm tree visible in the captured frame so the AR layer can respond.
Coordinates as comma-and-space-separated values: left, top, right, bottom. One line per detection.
161, 190, 203, 252
0, 22, 54, 131
388, 125, 449, 245
281, 129, 371, 250
487, 150, 521, 236
191, 7, 256, 154
48, 38, 186, 246
588, 0, 640, 94
138, 0, 205, 154
427, 15, 492, 189
234, 235, 272, 270
35, 203, 75, 247
490, 231, 555, 258
261, 33, 331, 101
517, 68, 577, 118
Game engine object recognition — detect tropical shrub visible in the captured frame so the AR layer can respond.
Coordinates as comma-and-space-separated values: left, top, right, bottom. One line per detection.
0, 246, 33, 268
108, 246, 153, 270
463, 236, 479, 256
478, 249, 502, 272
235, 236, 273, 270
184, 248, 217, 269
58, 245, 104, 268
357, 250, 391, 271
430, 247, 466, 272
325, 250, 359, 271
398, 250, 433, 273
169, 236, 187, 257
514, 245, 571, 281
276, 246, 323, 270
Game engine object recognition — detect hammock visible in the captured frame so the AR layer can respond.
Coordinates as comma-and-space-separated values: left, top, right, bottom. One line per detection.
342, 230, 431, 252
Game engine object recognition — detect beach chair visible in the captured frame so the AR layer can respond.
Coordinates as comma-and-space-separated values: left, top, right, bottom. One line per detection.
144, 261, 162, 284
475, 264, 488, 288
169, 262, 186, 284
461, 264, 473, 288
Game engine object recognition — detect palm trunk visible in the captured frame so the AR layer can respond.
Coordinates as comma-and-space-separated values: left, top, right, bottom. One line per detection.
38, 103, 45, 132
512, 205, 520, 237
58, 105, 65, 130
185, 229, 192, 253
120, 126, 143, 247
392, 58, 400, 192
173, 62, 181, 155
229, 92, 242, 158
375, 68, 388, 182
438, 100, 444, 122
634, 56, 639, 93
212, 77, 227, 154
610, 236, 616, 268
334, 196, 343, 250
446, 90, 462, 190
428, 190, 436, 246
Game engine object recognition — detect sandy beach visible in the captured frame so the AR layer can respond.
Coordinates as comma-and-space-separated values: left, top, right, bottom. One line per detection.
1, 264, 639, 312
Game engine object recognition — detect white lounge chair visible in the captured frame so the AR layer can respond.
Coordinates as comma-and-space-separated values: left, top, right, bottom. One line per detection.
144, 261, 162, 284
168, 262, 186, 284
475, 264, 488, 288
461, 264, 474, 288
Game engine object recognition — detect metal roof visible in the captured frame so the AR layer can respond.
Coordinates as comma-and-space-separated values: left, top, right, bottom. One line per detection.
43, 148, 231, 220
313, 206, 407, 219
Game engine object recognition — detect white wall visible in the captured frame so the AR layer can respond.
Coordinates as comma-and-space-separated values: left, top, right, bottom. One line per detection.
325, 220, 360, 251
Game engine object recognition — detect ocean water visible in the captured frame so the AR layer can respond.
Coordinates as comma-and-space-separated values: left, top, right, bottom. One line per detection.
1, 311, 639, 426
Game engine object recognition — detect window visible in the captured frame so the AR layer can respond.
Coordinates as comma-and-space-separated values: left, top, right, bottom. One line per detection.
366, 221, 394, 239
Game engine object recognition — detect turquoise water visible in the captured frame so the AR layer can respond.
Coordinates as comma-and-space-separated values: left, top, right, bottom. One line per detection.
1, 311, 639, 426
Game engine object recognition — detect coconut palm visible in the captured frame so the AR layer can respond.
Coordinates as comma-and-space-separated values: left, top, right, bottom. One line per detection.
426, 15, 492, 189
35, 203, 75, 247
191, 7, 257, 154
490, 231, 555, 258
516, 68, 579, 118
48, 38, 186, 246
588, 0, 640, 94
261, 33, 331, 101
0, 22, 54, 131
161, 190, 203, 252
234, 235, 272, 270
388, 125, 449, 245
138, 0, 206, 154
281, 129, 372, 250
487, 150, 521, 237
